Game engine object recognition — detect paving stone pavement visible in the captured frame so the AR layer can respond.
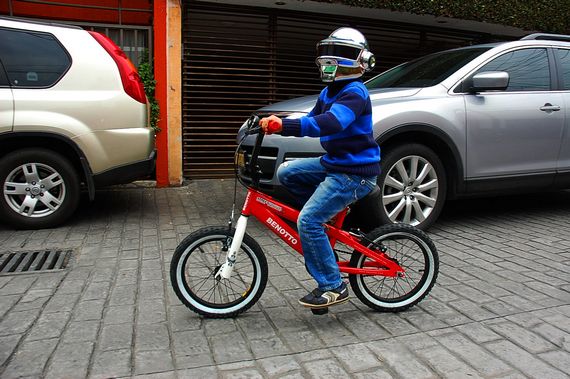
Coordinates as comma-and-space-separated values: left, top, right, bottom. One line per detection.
0, 179, 569, 379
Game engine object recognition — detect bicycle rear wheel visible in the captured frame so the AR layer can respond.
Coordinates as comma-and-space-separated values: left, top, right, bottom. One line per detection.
170, 226, 268, 318
349, 223, 438, 312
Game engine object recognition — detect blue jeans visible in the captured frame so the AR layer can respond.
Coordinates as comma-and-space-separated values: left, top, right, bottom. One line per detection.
277, 157, 377, 291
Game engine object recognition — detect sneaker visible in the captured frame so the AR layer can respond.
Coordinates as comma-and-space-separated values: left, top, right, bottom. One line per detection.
298, 282, 349, 308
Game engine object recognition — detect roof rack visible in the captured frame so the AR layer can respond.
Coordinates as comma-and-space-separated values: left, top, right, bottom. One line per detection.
520, 33, 570, 42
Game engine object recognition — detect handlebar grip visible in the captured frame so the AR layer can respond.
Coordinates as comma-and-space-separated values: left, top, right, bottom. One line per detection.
267, 120, 281, 134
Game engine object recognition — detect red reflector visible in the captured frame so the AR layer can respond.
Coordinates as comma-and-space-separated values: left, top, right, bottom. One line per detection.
88, 31, 147, 104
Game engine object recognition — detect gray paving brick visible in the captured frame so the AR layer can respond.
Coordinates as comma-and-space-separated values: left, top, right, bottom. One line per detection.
371, 313, 419, 336
0, 308, 41, 336
367, 339, 434, 379
305, 313, 359, 346
331, 344, 381, 373
104, 304, 135, 325
135, 323, 170, 351
172, 329, 213, 369
539, 350, 570, 375
168, 305, 202, 332
303, 358, 350, 378
487, 320, 557, 354
134, 350, 174, 375
0, 295, 21, 318
236, 312, 277, 340
249, 335, 290, 358
177, 366, 218, 378
353, 367, 395, 379
417, 345, 483, 379
0, 276, 37, 295
336, 311, 391, 341
74, 299, 106, 321
44, 292, 81, 313
108, 284, 137, 306
81, 281, 110, 301
63, 320, 100, 342
279, 328, 325, 353
44, 341, 94, 379
90, 348, 132, 379
543, 312, 570, 334
137, 299, 167, 324
0, 334, 21, 367
417, 298, 471, 326
99, 324, 133, 351
485, 340, 567, 379
399, 308, 448, 331
27, 311, 71, 341
210, 331, 253, 364
448, 299, 496, 321
258, 356, 301, 377
57, 278, 88, 294
26, 271, 66, 291
221, 368, 265, 379
395, 333, 439, 351
533, 322, 570, 349
435, 332, 512, 377
1, 338, 57, 378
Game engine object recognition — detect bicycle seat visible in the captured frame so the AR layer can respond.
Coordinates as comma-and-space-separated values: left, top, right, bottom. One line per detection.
344, 185, 383, 232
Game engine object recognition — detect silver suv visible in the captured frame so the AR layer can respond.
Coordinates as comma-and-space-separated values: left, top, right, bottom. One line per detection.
0, 17, 155, 229
239, 33, 570, 230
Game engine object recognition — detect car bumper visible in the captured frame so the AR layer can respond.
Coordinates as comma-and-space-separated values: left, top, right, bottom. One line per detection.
93, 149, 156, 187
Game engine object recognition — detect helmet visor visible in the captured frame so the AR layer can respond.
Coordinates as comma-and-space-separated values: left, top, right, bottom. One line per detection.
317, 44, 361, 60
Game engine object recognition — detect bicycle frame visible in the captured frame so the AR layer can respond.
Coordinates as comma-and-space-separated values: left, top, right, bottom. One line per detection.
216, 118, 404, 280
217, 186, 405, 279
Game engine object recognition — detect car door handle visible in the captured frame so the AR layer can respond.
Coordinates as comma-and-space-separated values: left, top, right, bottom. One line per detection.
540, 103, 561, 112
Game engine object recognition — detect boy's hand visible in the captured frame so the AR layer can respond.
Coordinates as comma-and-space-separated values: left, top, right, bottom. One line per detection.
260, 115, 282, 134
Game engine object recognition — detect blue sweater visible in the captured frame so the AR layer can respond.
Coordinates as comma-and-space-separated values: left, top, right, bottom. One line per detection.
281, 80, 381, 176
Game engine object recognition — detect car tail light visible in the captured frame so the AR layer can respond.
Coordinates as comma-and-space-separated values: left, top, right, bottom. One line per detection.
88, 31, 147, 104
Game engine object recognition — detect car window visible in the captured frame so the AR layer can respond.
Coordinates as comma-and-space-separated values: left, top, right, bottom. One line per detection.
474, 48, 550, 91
0, 28, 71, 88
555, 49, 570, 90
366, 47, 491, 89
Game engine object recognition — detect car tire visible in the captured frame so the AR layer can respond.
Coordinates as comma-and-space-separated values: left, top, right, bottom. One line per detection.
0, 149, 80, 229
378, 143, 446, 230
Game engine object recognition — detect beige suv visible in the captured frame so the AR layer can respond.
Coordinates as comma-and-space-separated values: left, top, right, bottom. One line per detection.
0, 17, 155, 229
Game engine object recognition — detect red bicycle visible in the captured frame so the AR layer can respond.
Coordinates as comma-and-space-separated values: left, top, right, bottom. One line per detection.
170, 116, 439, 318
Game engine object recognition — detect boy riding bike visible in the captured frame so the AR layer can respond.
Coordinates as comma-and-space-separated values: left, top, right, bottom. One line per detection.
260, 27, 380, 309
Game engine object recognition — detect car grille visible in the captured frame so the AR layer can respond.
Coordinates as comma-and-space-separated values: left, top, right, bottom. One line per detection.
239, 145, 279, 180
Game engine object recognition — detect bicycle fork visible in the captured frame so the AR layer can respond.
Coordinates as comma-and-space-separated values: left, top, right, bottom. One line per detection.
215, 215, 248, 279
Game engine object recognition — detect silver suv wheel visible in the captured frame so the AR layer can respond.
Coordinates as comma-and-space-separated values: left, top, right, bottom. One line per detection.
4, 162, 66, 218
379, 144, 446, 230
0, 149, 80, 229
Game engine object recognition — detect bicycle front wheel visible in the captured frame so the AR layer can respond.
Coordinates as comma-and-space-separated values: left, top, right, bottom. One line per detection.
349, 223, 438, 312
170, 226, 268, 318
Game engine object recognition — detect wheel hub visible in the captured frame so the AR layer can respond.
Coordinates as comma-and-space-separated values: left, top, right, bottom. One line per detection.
4, 162, 66, 218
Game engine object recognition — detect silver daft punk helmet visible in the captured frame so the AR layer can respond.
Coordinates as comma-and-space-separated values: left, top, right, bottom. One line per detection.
316, 27, 376, 82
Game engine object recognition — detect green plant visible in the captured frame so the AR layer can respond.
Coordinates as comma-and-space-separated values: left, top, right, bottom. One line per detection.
316, 0, 569, 34
138, 52, 161, 133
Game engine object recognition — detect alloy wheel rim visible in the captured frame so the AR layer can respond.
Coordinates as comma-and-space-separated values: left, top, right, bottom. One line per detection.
382, 155, 438, 226
3, 162, 66, 218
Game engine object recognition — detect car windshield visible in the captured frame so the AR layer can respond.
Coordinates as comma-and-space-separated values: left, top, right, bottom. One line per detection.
366, 47, 491, 89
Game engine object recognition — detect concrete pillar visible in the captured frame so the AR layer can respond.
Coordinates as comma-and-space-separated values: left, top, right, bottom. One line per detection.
154, 0, 182, 187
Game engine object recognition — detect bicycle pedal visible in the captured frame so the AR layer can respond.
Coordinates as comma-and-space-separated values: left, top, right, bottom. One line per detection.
311, 307, 329, 315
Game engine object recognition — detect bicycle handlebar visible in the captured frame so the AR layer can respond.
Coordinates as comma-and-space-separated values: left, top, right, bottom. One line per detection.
244, 115, 280, 135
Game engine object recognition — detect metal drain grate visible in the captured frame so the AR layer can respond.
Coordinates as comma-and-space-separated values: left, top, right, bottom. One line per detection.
0, 250, 71, 275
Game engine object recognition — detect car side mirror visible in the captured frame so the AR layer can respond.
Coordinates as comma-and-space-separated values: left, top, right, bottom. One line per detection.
468, 71, 509, 93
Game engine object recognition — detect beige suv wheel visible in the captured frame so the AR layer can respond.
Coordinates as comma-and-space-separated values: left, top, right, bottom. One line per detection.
0, 149, 80, 229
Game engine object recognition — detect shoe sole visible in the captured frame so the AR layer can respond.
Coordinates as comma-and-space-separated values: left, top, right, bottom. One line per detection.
298, 296, 350, 309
